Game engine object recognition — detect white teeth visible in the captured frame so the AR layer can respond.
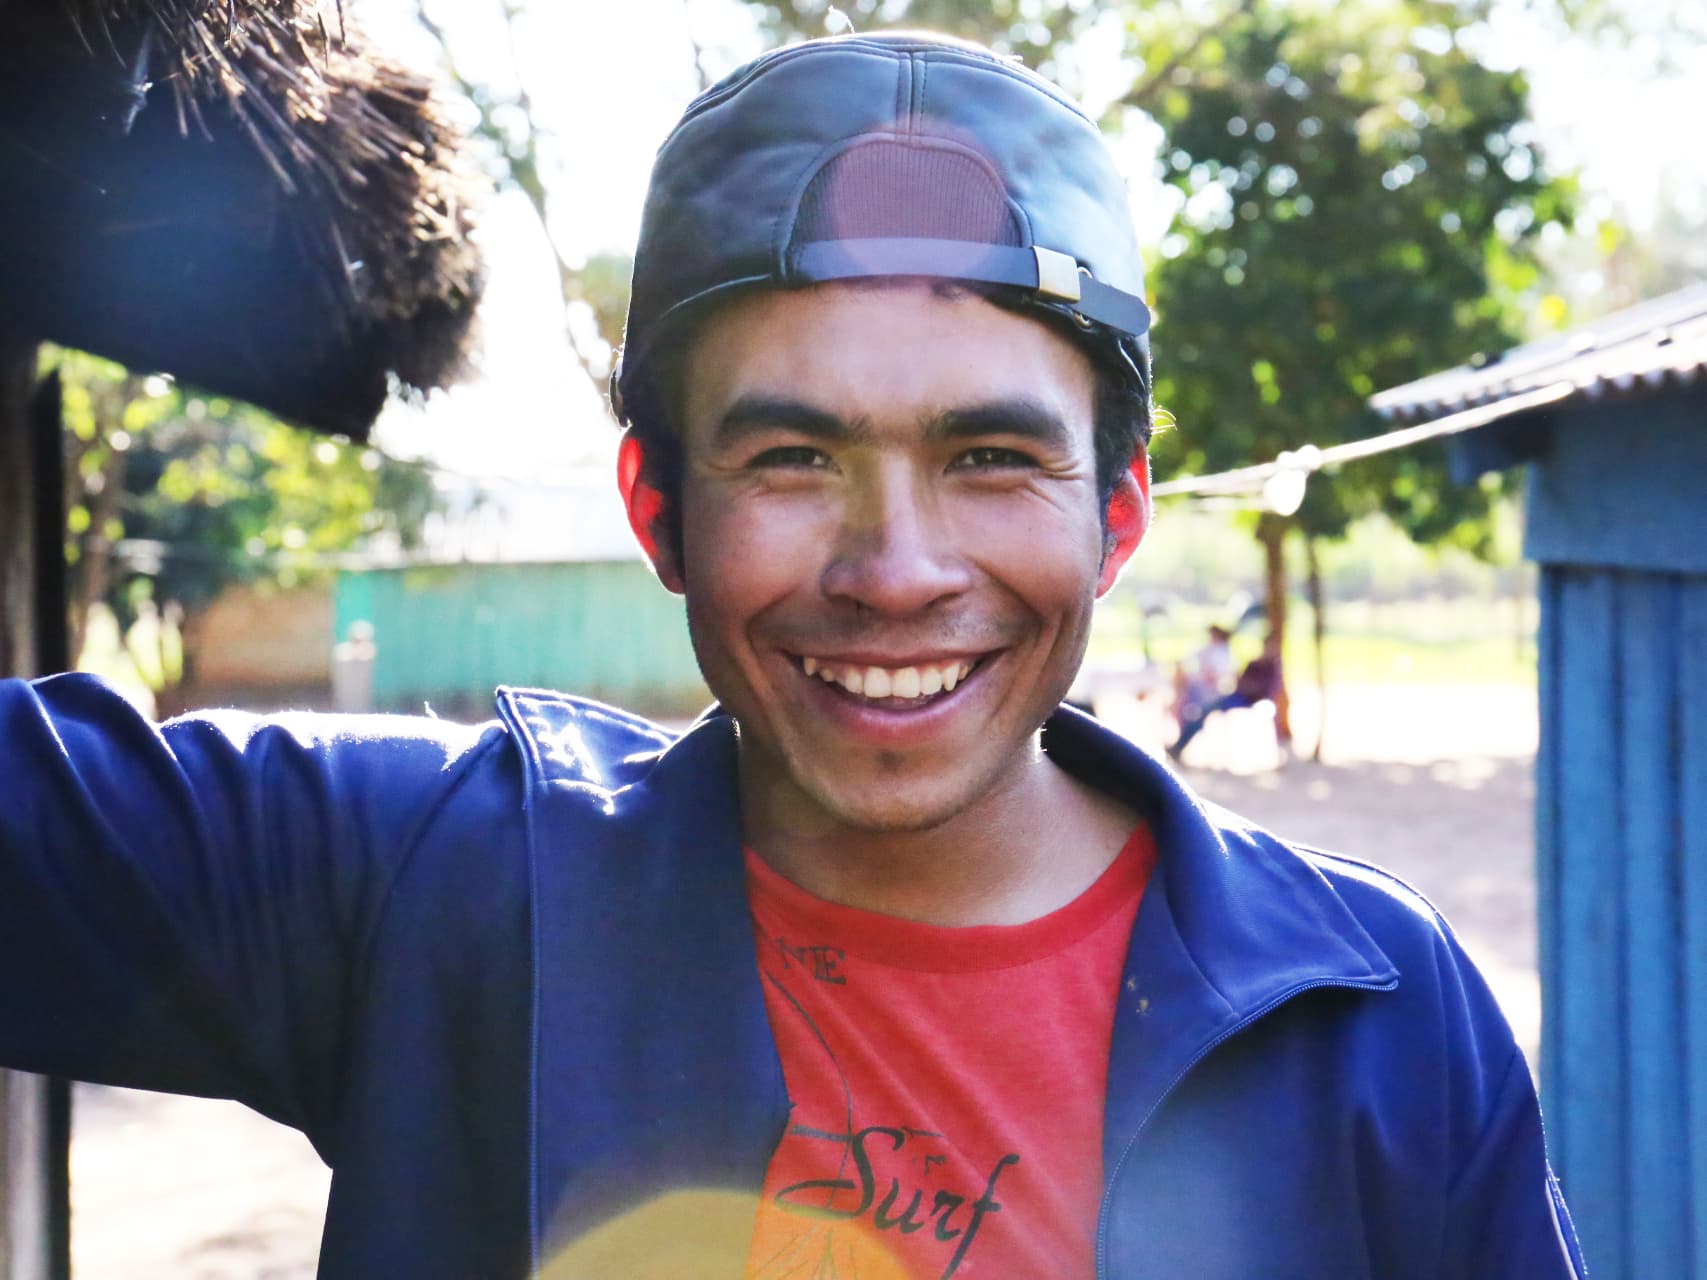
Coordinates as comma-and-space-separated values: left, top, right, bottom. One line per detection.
803, 657, 978, 700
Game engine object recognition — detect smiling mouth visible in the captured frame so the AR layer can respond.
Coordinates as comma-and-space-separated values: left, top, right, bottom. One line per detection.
794, 654, 987, 704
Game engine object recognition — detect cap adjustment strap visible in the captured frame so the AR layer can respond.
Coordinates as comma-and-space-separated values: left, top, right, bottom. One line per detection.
791, 237, 1151, 339
1032, 246, 1081, 303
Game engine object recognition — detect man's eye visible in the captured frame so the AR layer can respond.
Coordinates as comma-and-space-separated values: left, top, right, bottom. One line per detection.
955, 446, 1037, 469
749, 445, 831, 469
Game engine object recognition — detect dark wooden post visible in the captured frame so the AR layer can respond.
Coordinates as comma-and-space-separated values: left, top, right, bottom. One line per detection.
0, 324, 39, 673
0, 319, 71, 1280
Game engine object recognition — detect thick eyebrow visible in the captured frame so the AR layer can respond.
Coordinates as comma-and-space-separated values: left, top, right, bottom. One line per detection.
927, 398, 1074, 452
709, 393, 1073, 452
711, 395, 870, 449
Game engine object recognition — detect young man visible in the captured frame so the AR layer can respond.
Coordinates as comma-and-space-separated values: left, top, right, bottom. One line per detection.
0, 32, 1584, 1279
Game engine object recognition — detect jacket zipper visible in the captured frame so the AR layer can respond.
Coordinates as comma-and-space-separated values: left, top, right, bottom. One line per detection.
1094, 975, 1396, 1279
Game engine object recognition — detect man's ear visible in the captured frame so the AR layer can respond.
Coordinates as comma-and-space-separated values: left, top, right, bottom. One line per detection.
1096, 448, 1151, 598
617, 433, 684, 594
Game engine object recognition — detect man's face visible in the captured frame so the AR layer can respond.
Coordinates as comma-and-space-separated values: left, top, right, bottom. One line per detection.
664, 282, 1136, 837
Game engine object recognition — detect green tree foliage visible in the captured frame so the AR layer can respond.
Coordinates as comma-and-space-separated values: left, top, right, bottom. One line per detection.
1524, 0, 1707, 57
750, 0, 1085, 71
54, 348, 437, 683
1145, 0, 1572, 550
1518, 0, 1707, 322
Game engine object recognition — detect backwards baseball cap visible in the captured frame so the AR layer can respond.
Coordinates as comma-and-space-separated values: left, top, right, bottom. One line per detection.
612, 31, 1152, 422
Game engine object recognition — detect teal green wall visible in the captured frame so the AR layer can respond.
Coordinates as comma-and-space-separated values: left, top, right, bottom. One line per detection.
335, 561, 709, 716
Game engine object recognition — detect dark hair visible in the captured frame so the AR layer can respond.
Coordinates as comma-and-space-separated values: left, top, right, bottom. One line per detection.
617, 287, 1152, 561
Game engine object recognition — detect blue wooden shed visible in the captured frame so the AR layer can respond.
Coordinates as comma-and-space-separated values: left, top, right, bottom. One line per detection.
1373, 281, 1707, 1280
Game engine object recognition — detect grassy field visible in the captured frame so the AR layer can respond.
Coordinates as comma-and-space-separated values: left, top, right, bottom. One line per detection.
1086, 502, 1540, 686
1088, 592, 1539, 685
1077, 497, 1541, 685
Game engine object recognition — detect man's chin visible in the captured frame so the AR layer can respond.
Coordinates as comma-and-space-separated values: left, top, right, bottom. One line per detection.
733, 712, 1042, 840
792, 772, 995, 838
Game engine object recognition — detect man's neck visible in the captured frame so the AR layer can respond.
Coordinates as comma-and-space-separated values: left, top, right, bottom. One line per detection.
740, 742, 1139, 928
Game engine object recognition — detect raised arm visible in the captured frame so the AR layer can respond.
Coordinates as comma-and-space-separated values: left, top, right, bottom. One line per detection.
0, 673, 511, 1139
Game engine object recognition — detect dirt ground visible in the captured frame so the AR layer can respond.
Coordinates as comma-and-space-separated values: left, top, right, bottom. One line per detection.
67, 682, 1541, 1278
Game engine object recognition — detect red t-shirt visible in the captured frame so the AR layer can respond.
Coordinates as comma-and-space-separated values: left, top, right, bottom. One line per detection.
744, 825, 1156, 1280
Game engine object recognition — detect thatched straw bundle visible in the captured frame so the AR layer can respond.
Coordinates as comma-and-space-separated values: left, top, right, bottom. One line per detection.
0, 0, 486, 436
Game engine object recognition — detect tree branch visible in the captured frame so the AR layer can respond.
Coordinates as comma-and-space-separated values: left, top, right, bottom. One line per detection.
412, 0, 610, 397
682, 0, 714, 93
1119, 0, 1258, 113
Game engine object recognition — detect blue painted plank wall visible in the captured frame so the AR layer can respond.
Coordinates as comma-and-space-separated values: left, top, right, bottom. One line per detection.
1684, 583, 1707, 1278
1542, 569, 1627, 1270
1524, 389, 1707, 577
1617, 575, 1689, 1276
1539, 565, 1707, 1279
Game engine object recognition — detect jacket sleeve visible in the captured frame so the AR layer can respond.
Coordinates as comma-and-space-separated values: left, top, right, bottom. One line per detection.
0, 672, 509, 1139
1442, 1044, 1588, 1277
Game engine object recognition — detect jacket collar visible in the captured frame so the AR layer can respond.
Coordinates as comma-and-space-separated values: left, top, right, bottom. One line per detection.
497, 690, 788, 1270
1040, 709, 1399, 1162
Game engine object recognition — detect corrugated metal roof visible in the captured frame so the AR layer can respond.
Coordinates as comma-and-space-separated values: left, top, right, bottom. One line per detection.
1372, 280, 1707, 421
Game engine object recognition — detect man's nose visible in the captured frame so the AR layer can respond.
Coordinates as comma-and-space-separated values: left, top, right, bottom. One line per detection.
821, 466, 974, 615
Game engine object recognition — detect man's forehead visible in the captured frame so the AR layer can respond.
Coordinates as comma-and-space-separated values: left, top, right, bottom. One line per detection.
679, 282, 1097, 439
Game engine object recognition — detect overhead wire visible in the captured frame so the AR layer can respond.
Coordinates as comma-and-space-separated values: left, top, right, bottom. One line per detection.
1150, 379, 1576, 503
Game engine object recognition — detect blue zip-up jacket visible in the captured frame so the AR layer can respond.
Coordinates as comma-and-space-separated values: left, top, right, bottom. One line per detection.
0, 674, 1584, 1277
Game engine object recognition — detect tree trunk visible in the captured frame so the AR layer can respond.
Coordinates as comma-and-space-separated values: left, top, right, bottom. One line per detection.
154, 603, 206, 719
1257, 514, 1293, 745
0, 326, 38, 676
32, 374, 67, 680
66, 437, 126, 667
1304, 534, 1327, 763
0, 323, 71, 1280
62, 372, 139, 666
